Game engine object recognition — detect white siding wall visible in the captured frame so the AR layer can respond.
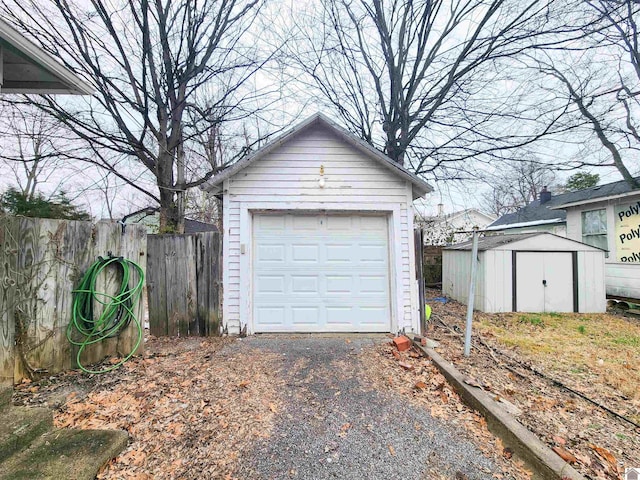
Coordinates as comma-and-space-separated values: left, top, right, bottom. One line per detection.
442, 250, 486, 310
576, 251, 607, 312
222, 125, 417, 334
482, 250, 513, 313
565, 197, 640, 300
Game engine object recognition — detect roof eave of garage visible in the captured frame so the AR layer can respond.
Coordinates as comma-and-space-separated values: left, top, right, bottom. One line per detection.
0, 18, 94, 95
201, 113, 433, 199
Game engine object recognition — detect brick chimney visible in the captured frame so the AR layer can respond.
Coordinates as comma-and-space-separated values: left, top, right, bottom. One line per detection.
539, 186, 552, 204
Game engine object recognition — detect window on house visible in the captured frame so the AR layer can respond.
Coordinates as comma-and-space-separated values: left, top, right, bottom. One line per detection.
582, 209, 608, 256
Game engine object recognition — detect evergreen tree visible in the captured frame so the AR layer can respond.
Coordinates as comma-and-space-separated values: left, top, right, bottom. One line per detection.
1, 188, 91, 221
564, 172, 600, 192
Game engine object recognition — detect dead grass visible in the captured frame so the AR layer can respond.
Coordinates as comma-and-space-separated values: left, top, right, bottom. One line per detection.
475, 312, 640, 404
425, 289, 640, 479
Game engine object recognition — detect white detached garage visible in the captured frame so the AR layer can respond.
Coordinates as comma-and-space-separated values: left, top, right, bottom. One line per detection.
203, 114, 432, 334
443, 233, 606, 313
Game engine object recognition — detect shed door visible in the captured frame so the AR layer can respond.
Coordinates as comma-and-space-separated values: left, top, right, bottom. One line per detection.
515, 252, 574, 313
252, 213, 391, 333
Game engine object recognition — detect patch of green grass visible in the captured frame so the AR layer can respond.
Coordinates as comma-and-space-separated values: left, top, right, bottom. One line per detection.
612, 335, 640, 347
547, 312, 562, 318
577, 324, 587, 334
518, 314, 544, 327
615, 433, 630, 440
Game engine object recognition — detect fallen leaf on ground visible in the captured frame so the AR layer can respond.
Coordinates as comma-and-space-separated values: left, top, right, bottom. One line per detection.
388, 445, 396, 456
552, 446, 577, 464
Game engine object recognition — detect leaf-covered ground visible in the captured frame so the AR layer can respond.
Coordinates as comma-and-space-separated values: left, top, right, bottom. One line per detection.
14, 336, 285, 479
12, 333, 536, 479
425, 289, 640, 480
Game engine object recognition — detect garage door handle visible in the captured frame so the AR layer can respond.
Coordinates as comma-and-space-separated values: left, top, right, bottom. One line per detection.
542, 279, 547, 286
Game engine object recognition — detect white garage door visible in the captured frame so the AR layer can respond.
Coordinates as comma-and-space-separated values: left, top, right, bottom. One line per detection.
253, 213, 391, 332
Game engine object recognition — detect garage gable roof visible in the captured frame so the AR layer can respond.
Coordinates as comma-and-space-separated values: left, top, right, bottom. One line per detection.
202, 113, 433, 199
445, 232, 605, 252
0, 18, 93, 94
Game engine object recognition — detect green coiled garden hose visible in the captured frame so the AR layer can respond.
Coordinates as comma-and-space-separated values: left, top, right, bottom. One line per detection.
66, 255, 144, 374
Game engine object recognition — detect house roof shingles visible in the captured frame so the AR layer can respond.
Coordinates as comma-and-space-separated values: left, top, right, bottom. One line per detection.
488, 176, 640, 229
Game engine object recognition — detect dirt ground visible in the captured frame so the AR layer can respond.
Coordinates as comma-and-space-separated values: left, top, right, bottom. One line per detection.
424, 289, 640, 480
12, 333, 535, 479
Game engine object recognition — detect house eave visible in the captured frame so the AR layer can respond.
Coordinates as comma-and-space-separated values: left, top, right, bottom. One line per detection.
0, 18, 94, 95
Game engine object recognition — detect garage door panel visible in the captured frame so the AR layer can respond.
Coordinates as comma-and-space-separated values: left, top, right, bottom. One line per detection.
360, 244, 387, 263
325, 307, 355, 325
255, 306, 285, 327
253, 213, 391, 332
326, 275, 353, 294
360, 275, 387, 294
360, 216, 387, 231
291, 244, 319, 262
326, 244, 351, 263
359, 306, 389, 324
292, 307, 319, 325
257, 215, 285, 230
291, 275, 319, 293
256, 275, 285, 294
326, 216, 352, 230
256, 244, 285, 263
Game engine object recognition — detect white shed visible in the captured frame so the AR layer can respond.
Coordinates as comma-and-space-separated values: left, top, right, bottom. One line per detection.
442, 233, 606, 313
203, 113, 432, 335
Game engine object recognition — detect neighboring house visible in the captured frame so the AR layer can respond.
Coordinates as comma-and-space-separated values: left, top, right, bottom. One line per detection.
485, 187, 567, 235
203, 113, 432, 335
550, 178, 640, 301
0, 18, 92, 94
416, 207, 496, 245
488, 178, 640, 301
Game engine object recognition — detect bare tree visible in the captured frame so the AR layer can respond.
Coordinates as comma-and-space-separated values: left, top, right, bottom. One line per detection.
284, 0, 574, 179
481, 158, 556, 216
1, 0, 278, 232
531, 0, 640, 187
0, 104, 72, 199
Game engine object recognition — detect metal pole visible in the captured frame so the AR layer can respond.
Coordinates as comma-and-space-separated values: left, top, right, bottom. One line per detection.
464, 227, 480, 356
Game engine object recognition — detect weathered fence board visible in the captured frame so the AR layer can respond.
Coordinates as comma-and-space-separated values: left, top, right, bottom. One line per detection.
147, 232, 221, 337
0, 216, 146, 386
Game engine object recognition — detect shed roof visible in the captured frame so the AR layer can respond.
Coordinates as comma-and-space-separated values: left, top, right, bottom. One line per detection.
0, 18, 93, 94
444, 232, 605, 252
201, 113, 433, 199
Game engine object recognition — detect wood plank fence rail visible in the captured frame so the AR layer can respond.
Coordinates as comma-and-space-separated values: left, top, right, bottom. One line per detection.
147, 232, 221, 337
0, 216, 146, 386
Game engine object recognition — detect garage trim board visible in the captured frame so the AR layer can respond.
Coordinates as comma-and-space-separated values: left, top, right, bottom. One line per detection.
238, 202, 407, 334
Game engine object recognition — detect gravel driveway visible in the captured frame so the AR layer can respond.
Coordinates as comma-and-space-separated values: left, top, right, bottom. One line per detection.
234, 336, 501, 480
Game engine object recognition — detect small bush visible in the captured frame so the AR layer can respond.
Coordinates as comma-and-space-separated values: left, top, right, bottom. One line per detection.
577, 324, 586, 334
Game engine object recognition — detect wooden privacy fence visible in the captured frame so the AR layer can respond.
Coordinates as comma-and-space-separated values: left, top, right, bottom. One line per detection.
0, 216, 146, 386
147, 232, 221, 337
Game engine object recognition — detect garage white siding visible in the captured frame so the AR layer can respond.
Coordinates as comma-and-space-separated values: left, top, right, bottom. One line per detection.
221, 124, 418, 334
